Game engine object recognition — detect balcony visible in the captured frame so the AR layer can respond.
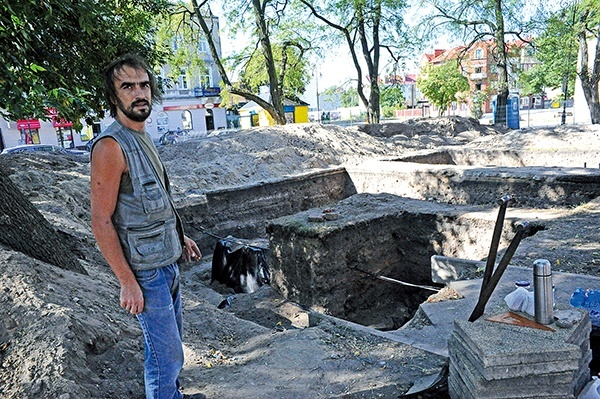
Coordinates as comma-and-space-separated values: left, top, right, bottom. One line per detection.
470, 72, 487, 80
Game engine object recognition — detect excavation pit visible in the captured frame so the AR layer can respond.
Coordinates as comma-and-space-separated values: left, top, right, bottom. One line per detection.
181, 158, 600, 330
266, 193, 526, 329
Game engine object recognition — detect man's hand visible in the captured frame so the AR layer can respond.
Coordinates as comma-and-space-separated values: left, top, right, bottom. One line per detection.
120, 280, 144, 315
183, 235, 202, 263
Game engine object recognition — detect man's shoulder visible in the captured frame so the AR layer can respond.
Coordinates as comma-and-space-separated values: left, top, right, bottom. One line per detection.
99, 120, 125, 138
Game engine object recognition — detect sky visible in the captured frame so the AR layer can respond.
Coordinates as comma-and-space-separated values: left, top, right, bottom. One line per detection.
216, 6, 458, 111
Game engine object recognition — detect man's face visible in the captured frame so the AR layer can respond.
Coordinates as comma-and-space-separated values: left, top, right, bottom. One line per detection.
112, 65, 152, 123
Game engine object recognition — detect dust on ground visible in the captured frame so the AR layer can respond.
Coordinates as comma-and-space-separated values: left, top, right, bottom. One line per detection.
0, 116, 599, 399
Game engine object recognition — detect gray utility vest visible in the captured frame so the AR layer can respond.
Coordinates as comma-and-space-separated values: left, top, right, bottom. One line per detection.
94, 123, 182, 271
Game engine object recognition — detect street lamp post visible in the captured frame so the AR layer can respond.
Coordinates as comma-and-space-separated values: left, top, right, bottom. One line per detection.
316, 72, 320, 116
561, 76, 568, 125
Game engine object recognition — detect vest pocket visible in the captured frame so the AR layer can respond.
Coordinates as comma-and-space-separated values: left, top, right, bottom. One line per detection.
139, 176, 167, 213
127, 221, 180, 267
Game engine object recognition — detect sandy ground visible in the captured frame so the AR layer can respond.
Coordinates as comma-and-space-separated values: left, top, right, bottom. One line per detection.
0, 116, 599, 399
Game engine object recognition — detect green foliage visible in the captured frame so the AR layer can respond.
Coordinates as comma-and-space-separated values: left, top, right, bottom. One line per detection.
519, 6, 579, 98
0, 0, 170, 129
470, 90, 491, 119
238, 43, 311, 100
155, 5, 211, 90
380, 86, 405, 108
381, 106, 396, 118
340, 86, 359, 108
321, 85, 359, 108
417, 60, 469, 115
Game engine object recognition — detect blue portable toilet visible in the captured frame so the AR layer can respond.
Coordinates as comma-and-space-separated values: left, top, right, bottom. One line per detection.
506, 94, 520, 129
491, 95, 520, 128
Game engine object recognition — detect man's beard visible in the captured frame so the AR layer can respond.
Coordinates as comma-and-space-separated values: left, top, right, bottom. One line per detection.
117, 98, 152, 123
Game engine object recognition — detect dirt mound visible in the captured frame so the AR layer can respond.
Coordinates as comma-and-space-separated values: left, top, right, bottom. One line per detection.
354, 115, 505, 138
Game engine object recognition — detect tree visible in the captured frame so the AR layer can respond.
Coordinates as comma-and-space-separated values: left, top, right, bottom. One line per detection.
0, 163, 86, 274
0, 0, 170, 275
380, 86, 405, 117
0, 0, 170, 129
321, 85, 359, 108
238, 43, 312, 102
417, 60, 469, 116
519, 7, 579, 101
575, 0, 600, 123
299, 0, 419, 124
381, 86, 405, 108
423, 0, 543, 126
179, 0, 314, 124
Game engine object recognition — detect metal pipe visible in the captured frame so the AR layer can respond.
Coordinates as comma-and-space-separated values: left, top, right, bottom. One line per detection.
469, 221, 530, 322
481, 195, 514, 292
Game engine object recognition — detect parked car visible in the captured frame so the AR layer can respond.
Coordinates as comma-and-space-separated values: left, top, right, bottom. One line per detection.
1, 144, 89, 160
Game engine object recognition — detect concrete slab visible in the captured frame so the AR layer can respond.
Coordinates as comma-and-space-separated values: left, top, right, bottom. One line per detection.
448, 329, 581, 379
449, 360, 576, 399
452, 317, 586, 369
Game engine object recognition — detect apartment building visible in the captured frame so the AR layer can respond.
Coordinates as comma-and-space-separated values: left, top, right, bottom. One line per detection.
420, 38, 539, 115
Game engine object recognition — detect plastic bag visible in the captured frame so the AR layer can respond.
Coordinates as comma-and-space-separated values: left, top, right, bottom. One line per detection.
504, 287, 535, 316
578, 376, 600, 399
570, 288, 600, 327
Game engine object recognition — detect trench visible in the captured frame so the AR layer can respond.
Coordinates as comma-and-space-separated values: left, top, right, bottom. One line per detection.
179, 148, 600, 377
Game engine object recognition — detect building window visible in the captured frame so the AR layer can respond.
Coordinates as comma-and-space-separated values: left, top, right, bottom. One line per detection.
198, 39, 209, 53
475, 49, 483, 59
179, 68, 188, 90
475, 67, 482, 73
475, 83, 482, 91
199, 73, 211, 88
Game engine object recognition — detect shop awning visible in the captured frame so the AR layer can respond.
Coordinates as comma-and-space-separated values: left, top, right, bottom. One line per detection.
16, 119, 41, 130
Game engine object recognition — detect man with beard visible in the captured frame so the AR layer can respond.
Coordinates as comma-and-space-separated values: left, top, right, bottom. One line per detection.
90, 53, 204, 399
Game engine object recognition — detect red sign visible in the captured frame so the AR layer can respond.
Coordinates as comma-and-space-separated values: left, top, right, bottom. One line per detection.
47, 108, 73, 128
16, 119, 41, 130
163, 102, 220, 111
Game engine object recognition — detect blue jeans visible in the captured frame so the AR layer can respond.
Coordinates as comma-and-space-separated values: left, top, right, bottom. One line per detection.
135, 263, 184, 399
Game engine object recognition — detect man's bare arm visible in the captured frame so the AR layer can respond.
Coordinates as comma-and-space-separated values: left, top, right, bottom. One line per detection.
90, 138, 144, 315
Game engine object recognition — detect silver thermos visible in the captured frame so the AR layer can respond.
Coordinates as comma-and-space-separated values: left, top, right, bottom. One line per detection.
533, 259, 554, 325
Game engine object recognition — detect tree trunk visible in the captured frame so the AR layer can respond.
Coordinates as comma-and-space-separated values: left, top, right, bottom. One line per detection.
493, 0, 509, 127
192, 0, 286, 125
578, 24, 600, 124
0, 163, 86, 274
252, 0, 286, 125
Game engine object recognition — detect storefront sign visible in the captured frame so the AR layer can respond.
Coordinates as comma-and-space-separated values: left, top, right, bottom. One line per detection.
16, 119, 41, 130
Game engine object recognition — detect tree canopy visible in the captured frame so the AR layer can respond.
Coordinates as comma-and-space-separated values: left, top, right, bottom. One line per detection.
299, 0, 419, 124
519, 6, 579, 99
421, 0, 546, 125
182, 0, 318, 124
0, 0, 170, 128
417, 60, 469, 116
